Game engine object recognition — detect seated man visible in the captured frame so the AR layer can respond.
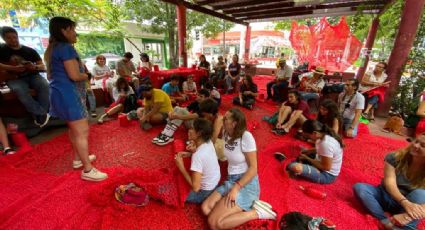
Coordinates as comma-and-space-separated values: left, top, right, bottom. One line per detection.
136, 84, 173, 130
210, 56, 226, 86
224, 54, 241, 93
273, 90, 310, 135
152, 89, 211, 145
267, 59, 293, 101
298, 66, 326, 102
338, 79, 365, 138
116, 52, 139, 88
162, 75, 187, 103
233, 75, 258, 110
0, 26, 50, 127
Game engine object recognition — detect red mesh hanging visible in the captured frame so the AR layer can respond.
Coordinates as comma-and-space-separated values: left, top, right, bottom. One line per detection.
290, 17, 362, 73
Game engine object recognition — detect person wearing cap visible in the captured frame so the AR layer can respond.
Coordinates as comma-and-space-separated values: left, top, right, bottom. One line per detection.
267, 59, 293, 101
299, 66, 326, 102
136, 84, 173, 130
117, 52, 139, 88
275, 52, 285, 68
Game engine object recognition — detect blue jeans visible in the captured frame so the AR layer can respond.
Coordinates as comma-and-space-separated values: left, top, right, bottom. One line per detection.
353, 183, 425, 230
86, 90, 96, 112
368, 95, 379, 109
6, 74, 49, 117
224, 75, 239, 91
216, 174, 260, 211
343, 118, 358, 137
286, 161, 337, 184
299, 91, 320, 102
186, 189, 214, 204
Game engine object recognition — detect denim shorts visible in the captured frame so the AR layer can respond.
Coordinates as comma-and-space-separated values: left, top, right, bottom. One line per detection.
215, 174, 260, 211
186, 189, 214, 204
287, 161, 336, 184
343, 118, 358, 137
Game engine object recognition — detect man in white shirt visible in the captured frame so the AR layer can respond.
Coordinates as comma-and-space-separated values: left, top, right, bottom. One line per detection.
266, 59, 293, 102
299, 66, 326, 102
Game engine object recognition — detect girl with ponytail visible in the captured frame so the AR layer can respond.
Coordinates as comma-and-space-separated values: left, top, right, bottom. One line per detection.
286, 120, 344, 184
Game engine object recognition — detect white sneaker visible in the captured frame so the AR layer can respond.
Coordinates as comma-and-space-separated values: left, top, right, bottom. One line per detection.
81, 168, 108, 181
253, 200, 276, 220
155, 135, 174, 146
73, 154, 97, 169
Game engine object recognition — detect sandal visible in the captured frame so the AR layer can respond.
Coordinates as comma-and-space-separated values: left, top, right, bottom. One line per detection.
3, 148, 16, 155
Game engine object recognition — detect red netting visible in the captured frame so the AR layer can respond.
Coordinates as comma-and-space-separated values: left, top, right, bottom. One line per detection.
290, 17, 362, 73
0, 75, 424, 229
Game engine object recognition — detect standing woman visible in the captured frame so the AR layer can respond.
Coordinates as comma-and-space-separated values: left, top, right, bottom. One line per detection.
44, 17, 107, 181
202, 108, 276, 230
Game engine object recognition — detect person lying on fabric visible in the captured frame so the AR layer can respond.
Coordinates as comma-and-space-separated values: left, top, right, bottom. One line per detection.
272, 90, 310, 135
233, 75, 258, 110
353, 133, 425, 230
98, 77, 135, 124
286, 120, 344, 184
116, 52, 139, 88
298, 66, 326, 102
135, 84, 173, 131
361, 62, 389, 122
0, 118, 16, 155
296, 99, 341, 143
174, 118, 221, 204
337, 79, 365, 138
224, 54, 241, 94
162, 75, 188, 103
204, 82, 221, 106
152, 89, 211, 146
202, 108, 276, 230
182, 75, 197, 95
266, 59, 293, 102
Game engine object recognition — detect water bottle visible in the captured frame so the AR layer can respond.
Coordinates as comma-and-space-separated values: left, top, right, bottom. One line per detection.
299, 185, 327, 199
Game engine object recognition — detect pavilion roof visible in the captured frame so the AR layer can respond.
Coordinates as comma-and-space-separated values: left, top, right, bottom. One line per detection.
161, 0, 391, 25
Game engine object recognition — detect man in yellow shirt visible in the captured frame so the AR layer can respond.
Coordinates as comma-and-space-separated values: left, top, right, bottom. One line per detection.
136, 84, 173, 130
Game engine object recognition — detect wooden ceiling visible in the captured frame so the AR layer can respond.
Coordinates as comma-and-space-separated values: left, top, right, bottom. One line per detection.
161, 0, 390, 25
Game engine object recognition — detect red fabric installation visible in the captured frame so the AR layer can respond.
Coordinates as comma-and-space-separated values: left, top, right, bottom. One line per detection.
366, 86, 387, 103
149, 67, 207, 88
1, 75, 424, 229
290, 17, 362, 73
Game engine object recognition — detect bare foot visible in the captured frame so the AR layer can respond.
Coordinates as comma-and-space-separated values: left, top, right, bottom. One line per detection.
392, 213, 412, 226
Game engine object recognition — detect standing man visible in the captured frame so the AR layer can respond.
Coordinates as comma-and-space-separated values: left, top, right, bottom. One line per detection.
338, 79, 365, 138
116, 52, 139, 88
0, 26, 50, 127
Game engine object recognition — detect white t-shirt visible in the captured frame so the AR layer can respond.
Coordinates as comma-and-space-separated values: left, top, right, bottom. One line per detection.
190, 141, 221, 190
224, 131, 257, 175
360, 71, 388, 91
183, 81, 197, 92
315, 135, 343, 176
92, 65, 112, 87
112, 87, 135, 102
211, 88, 221, 100
338, 91, 365, 120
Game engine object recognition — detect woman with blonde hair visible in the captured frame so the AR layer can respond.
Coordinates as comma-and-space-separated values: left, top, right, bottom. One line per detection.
353, 133, 425, 230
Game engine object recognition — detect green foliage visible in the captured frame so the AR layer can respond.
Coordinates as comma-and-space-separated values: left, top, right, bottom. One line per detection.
74, 34, 125, 58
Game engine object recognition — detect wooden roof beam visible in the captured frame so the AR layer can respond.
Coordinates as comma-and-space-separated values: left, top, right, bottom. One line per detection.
212, 0, 291, 10
160, 0, 248, 25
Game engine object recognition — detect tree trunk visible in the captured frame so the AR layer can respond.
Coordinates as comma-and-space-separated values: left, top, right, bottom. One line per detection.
166, 4, 178, 68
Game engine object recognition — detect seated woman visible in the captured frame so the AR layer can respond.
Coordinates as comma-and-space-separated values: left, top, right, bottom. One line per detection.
198, 54, 210, 86
353, 133, 425, 230
287, 120, 344, 184
91, 55, 113, 88
296, 99, 341, 142
202, 108, 276, 230
232, 75, 258, 110
183, 75, 197, 95
273, 90, 310, 135
138, 53, 153, 83
0, 118, 16, 155
98, 77, 135, 124
174, 118, 221, 204
361, 62, 389, 121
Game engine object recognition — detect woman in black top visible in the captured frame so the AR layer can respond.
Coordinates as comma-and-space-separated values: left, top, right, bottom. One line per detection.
232, 75, 258, 110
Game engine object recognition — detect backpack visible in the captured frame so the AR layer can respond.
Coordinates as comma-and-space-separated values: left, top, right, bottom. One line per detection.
322, 84, 344, 94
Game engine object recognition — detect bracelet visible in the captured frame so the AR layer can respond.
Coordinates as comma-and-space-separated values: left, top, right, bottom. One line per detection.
399, 198, 408, 204
235, 181, 243, 189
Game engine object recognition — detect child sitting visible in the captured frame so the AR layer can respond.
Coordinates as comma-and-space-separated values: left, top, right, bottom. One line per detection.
174, 118, 220, 203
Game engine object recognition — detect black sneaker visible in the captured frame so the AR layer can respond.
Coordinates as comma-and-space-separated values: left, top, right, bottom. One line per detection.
156, 135, 174, 146
152, 134, 164, 143
274, 152, 286, 162
34, 114, 51, 128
